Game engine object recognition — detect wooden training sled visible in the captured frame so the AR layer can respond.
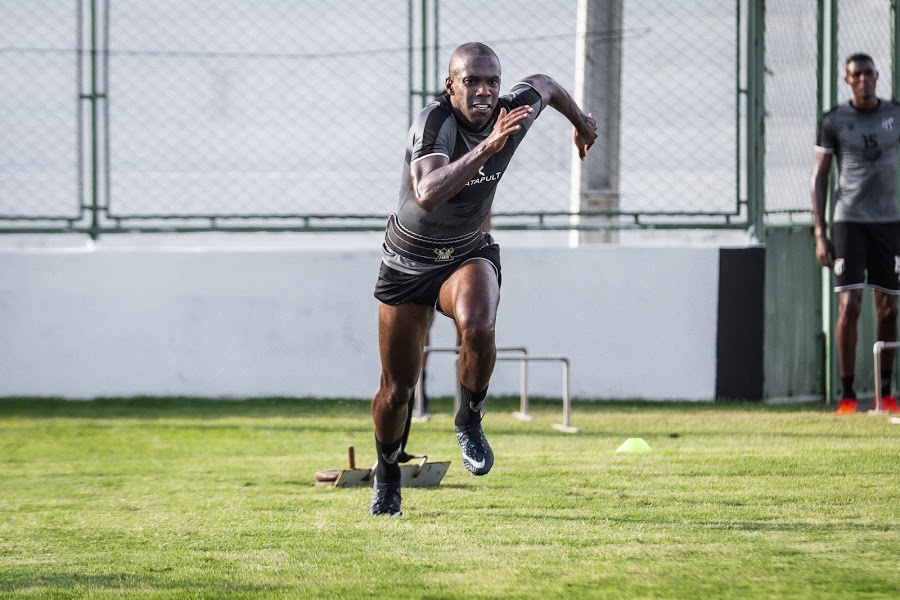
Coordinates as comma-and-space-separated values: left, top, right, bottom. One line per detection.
314, 446, 450, 488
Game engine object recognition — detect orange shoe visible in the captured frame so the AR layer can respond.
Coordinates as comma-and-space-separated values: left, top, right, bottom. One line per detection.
880, 395, 899, 413
836, 398, 858, 415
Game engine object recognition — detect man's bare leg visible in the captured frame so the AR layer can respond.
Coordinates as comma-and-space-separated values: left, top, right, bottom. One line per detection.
438, 260, 500, 475
370, 302, 433, 516
836, 289, 862, 404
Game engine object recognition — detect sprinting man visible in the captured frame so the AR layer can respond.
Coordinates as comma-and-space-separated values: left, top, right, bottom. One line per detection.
369, 42, 597, 516
812, 52, 900, 415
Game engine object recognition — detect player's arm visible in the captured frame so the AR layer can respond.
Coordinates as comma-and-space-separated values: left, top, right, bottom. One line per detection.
810, 148, 834, 267
411, 105, 533, 212
519, 74, 597, 160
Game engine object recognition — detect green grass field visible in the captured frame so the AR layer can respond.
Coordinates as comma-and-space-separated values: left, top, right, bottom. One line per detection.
1, 397, 898, 599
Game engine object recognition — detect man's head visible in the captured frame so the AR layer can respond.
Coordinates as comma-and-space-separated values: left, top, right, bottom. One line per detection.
845, 53, 878, 108
445, 42, 501, 130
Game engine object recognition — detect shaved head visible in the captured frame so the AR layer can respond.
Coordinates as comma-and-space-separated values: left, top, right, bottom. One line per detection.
444, 42, 502, 130
448, 42, 500, 78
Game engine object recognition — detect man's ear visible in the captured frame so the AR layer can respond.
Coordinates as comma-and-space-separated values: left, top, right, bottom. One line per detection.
445, 76, 453, 95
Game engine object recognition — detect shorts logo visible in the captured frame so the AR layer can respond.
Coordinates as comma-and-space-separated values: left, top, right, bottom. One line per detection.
434, 247, 455, 262
834, 258, 845, 276
883, 116, 895, 132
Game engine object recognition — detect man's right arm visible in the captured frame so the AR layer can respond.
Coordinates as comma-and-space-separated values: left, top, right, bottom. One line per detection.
519, 74, 597, 161
811, 149, 834, 267
411, 105, 534, 212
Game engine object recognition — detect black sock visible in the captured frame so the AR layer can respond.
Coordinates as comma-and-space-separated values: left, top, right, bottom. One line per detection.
841, 375, 856, 400
880, 372, 892, 398
455, 383, 487, 426
374, 437, 402, 483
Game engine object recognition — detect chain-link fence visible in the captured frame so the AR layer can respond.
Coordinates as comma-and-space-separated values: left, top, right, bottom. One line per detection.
764, 0, 897, 222
836, 1, 894, 103
0, 0, 748, 236
4, 1, 894, 237
2, 2, 82, 222
763, 0, 820, 218
618, 1, 739, 217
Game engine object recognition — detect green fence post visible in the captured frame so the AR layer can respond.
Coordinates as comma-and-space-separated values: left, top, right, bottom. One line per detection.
823, 0, 838, 404
88, 0, 100, 240
894, 0, 900, 101
746, 0, 766, 244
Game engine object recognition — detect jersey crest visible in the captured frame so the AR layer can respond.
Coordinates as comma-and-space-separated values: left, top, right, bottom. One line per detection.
433, 247, 455, 262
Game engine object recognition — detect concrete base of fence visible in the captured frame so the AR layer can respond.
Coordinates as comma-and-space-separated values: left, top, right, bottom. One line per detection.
0, 236, 762, 401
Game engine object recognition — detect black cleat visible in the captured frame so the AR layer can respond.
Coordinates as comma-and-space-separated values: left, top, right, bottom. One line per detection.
454, 421, 494, 476
369, 477, 402, 517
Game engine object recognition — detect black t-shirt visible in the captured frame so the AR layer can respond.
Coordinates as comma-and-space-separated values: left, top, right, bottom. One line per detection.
383, 82, 543, 269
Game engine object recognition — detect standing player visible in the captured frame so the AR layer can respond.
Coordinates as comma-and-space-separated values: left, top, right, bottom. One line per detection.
812, 53, 900, 415
370, 42, 597, 515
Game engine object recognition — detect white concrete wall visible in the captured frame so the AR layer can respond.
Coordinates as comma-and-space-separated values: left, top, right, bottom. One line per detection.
0, 242, 719, 400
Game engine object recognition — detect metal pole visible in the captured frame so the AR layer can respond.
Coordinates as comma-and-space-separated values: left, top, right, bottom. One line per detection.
102, 0, 110, 228
828, 0, 838, 406
821, 0, 838, 404
417, 346, 530, 419
894, 0, 900, 101
518, 347, 531, 419
829, 0, 837, 107
433, 0, 440, 95
421, 0, 428, 104
454, 356, 460, 413
817, 0, 829, 405
496, 354, 578, 433
413, 373, 427, 420
874, 341, 884, 413
416, 348, 576, 431
76, 0, 85, 223
408, 0, 414, 126
88, 0, 100, 240
735, 0, 742, 217
816, 0, 825, 120
746, 0, 766, 244
871, 341, 900, 414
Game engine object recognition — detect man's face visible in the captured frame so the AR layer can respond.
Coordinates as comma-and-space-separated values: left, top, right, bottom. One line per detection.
445, 54, 501, 130
845, 59, 878, 103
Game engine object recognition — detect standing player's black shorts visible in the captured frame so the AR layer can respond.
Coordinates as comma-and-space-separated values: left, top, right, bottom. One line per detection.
832, 221, 900, 294
374, 236, 502, 313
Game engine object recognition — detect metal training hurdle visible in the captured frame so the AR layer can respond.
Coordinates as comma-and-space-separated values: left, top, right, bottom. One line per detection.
413, 346, 528, 421
872, 341, 900, 414
413, 345, 579, 433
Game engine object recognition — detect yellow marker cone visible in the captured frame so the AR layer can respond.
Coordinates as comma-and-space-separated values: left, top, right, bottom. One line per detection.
615, 437, 652, 453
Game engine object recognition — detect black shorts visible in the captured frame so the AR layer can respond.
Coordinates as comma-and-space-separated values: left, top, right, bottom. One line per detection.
832, 221, 900, 294
374, 238, 502, 311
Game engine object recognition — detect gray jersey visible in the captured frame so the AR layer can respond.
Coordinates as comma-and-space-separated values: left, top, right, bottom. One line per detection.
382, 82, 543, 273
816, 99, 900, 222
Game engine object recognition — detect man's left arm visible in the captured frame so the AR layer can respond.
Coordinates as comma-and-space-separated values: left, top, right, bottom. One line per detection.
519, 74, 598, 160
